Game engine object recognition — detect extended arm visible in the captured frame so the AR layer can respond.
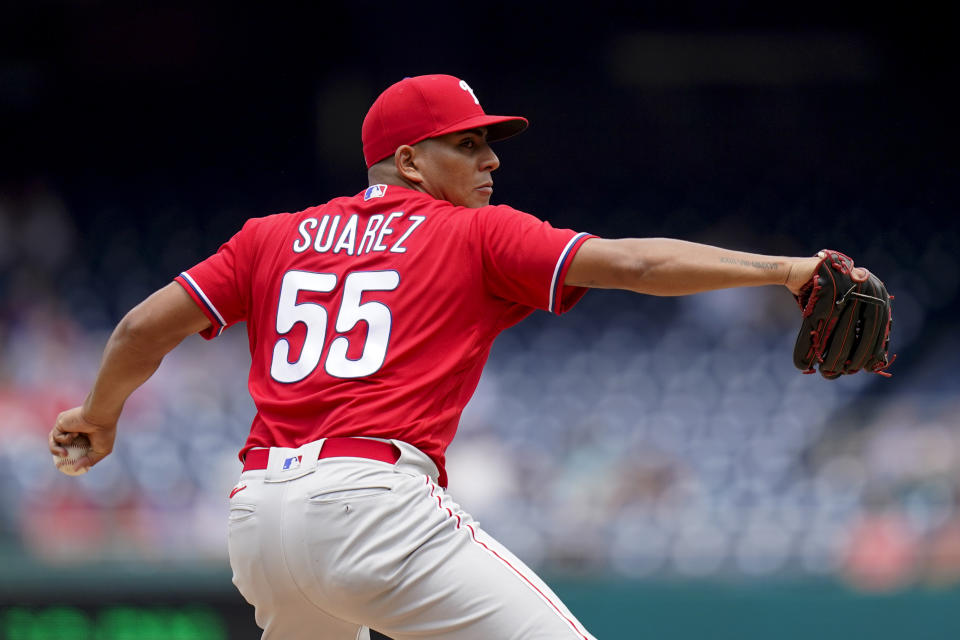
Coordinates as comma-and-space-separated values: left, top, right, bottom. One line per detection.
48, 282, 212, 470
565, 237, 823, 296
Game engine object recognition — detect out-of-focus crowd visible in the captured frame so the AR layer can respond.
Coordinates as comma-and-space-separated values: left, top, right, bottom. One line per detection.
1, 181, 958, 593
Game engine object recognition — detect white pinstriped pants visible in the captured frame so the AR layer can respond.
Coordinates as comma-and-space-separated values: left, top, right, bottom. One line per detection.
227, 439, 596, 640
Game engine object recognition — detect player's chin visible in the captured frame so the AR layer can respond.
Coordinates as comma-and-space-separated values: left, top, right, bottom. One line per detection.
468, 189, 493, 208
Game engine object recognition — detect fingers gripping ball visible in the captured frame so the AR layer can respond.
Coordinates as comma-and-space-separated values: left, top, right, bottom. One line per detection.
793, 249, 895, 379
53, 434, 91, 476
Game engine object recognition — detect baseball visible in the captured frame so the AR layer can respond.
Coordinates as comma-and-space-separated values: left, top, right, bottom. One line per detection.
52, 434, 91, 476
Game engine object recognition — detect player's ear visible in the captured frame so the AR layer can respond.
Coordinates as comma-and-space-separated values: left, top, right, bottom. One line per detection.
395, 145, 424, 184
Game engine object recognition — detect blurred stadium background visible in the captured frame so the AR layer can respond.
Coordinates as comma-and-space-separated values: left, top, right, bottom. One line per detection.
2, 2, 958, 638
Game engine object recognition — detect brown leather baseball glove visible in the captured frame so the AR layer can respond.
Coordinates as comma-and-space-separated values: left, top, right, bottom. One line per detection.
793, 250, 894, 379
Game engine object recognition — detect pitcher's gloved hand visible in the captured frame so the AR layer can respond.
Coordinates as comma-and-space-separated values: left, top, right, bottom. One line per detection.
793, 250, 894, 379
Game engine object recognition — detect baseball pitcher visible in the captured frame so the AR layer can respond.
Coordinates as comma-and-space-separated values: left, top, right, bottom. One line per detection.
49, 74, 892, 639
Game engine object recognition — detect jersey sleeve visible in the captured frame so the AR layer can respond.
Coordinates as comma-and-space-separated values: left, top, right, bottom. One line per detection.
476, 205, 594, 314
174, 218, 258, 339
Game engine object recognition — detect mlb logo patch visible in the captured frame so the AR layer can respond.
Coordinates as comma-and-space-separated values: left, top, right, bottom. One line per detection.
282, 455, 302, 471
364, 184, 387, 201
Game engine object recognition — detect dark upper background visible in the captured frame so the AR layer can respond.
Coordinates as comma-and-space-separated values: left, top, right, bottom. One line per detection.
1, 1, 957, 378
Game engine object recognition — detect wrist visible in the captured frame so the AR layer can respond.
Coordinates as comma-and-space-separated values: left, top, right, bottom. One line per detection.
81, 395, 121, 428
785, 255, 822, 296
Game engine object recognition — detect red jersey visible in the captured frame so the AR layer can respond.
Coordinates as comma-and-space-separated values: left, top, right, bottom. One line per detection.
175, 185, 592, 486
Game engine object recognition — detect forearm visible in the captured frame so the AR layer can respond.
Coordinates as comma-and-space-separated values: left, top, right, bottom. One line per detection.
566, 237, 819, 296
82, 316, 177, 425
618, 238, 794, 295
81, 283, 212, 425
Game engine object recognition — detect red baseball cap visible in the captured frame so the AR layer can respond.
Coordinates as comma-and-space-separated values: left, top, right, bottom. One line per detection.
362, 74, 529, 168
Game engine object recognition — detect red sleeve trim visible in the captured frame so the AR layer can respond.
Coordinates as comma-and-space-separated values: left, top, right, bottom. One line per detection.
174, 274, 225, 340
549, 233, 594, 314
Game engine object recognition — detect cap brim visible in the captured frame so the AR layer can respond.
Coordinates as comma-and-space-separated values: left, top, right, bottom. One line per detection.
485, 116, 529, 142
433, 114, 529, 143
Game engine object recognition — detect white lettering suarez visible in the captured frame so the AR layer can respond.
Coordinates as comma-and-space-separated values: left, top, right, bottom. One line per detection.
292, 213, 426, 255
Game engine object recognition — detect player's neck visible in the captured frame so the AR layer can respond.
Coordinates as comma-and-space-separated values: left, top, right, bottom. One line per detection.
366, 167, 430, 197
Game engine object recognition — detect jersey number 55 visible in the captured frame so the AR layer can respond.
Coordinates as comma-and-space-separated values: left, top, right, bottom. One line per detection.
270, 269, 400, 383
